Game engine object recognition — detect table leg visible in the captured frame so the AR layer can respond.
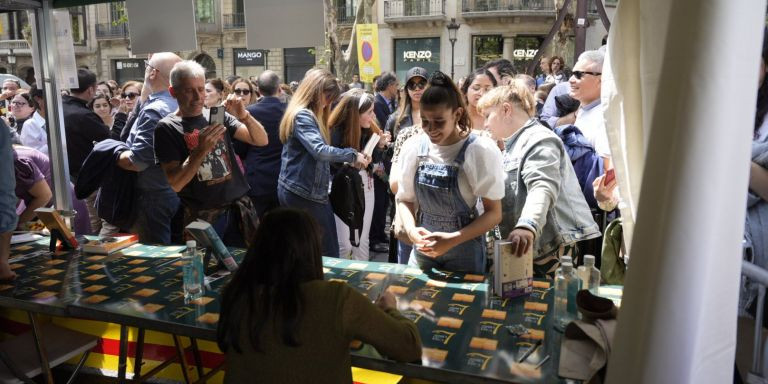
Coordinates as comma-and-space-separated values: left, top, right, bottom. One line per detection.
173, 334, 191, 384
134, 328, 146, 380
117, 325, 128, 384
27, 312, 53, 384
190, 337, 204, 379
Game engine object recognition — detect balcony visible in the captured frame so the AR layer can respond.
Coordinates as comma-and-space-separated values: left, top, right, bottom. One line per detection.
223, 13, 245, 29
461, 0, 556, 18
384, 0, 446, 23
336, 3, 357, 25
95, 23, 129, 39
0, 40, 30, 55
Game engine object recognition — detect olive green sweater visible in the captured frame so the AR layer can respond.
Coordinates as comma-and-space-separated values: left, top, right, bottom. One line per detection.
223, 280, 422, 383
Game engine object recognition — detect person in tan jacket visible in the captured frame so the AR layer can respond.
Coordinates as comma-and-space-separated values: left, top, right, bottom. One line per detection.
217, 207, 422, 383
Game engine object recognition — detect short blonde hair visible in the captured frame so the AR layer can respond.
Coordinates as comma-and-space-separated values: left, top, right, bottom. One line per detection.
476, 83, 536, 117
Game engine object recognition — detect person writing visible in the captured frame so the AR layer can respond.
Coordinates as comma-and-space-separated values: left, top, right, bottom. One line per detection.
217, 208, 422, 384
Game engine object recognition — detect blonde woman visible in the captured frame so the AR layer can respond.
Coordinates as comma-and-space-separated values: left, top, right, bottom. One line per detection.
278, 69, 370, 258
477, 83, 599, 277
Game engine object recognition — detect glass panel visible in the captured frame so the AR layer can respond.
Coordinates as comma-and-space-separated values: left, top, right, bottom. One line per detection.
472, 35, 503, 70
195, 0, 215, 24
512, 36, 544, 74
394, 38, 441, 83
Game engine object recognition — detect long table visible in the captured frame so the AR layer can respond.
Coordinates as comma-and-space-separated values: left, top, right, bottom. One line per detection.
1, 238, 564, 383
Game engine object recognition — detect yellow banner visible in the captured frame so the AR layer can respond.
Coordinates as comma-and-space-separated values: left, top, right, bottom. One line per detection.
356, 24, 381, 83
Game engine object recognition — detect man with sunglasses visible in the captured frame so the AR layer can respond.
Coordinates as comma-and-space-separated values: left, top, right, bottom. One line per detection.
569, 49, 611, 163
116, 52, 183, 244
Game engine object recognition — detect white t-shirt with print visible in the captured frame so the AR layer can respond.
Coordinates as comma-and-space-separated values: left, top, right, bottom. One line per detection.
396, 134, 505, 208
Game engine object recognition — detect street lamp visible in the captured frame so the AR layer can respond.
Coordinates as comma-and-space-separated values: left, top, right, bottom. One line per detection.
7, 49, 15, 76
446, 18, 460, 80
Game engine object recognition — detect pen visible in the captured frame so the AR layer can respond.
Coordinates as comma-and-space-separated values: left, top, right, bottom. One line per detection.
517, 339, 542, 363
534, 355, 550, 368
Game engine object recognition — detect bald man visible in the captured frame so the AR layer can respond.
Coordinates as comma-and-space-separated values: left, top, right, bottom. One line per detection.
117, 52, 183, 244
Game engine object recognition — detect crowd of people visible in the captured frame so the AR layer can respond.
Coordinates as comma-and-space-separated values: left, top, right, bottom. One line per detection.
0, 49, 625, 280
0, 41, 766, 382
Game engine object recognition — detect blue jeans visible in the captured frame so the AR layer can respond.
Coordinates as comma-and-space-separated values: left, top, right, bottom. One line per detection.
132, 188, 180, 245
398, 240, 412, 264
278, 185, 339, 258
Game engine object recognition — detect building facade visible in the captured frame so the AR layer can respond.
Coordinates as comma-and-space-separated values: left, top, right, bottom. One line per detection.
0, 0, 615, 86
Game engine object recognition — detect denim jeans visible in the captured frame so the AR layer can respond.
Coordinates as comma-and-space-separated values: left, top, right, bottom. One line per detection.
278, 185, 339, 258
132, 188, 180, 245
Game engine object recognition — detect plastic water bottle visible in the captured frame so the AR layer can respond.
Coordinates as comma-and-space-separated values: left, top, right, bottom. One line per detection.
577, 255, 601, 294
554, 262, 580, 329
182, 240, 204, 301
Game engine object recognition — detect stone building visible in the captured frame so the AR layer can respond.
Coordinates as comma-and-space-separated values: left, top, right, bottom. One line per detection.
0, 0, 615, 86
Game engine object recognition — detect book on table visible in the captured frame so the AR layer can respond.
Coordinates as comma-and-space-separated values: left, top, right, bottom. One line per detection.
185, 220, 239, 271
34, 207, 79, 249
493, 240, 533, 298
82, 233, 139, 254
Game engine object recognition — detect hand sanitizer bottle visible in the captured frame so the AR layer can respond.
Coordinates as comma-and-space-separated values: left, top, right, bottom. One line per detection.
554, 262, 580, 329
578, 255, 601, 293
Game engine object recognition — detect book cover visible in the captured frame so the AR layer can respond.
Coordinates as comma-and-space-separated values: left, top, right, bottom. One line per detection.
362, 133, 380, 157
82, 233, 139, 254
493, 240, 533, 298
185, 220, 239, 271
34, 207, 79, 249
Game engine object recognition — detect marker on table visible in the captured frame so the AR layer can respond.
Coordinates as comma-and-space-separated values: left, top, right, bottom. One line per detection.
517, 339, 542, 363
534, 355, 550, 369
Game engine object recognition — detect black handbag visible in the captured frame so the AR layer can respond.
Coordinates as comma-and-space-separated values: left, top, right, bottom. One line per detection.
330, 165, 365, 246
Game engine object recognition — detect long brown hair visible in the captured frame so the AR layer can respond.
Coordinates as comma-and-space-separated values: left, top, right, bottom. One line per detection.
279, 68, 340, 143
328, 89, 382, 151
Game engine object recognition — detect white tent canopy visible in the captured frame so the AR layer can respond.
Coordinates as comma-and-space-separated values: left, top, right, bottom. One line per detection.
603, 0, 766, 382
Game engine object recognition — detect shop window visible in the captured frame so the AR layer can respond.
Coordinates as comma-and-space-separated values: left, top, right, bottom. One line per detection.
472, 35, 503, 70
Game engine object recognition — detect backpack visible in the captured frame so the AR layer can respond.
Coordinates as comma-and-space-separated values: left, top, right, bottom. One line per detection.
555, 125, 604, 210
329, 165, 365, 246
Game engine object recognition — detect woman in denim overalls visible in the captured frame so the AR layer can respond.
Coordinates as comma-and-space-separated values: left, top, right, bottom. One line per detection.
396, 72, 505, 274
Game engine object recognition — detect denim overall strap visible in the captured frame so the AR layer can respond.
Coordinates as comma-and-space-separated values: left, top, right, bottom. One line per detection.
411, 133, 485, 273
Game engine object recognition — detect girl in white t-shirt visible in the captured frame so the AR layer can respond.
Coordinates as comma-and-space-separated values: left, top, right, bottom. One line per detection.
396, 71, 505, 274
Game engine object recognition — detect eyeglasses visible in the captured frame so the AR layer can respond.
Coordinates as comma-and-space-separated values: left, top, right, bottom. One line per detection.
407, 80, 427, 91
144, 60, 157, 72
10, 101, 27, 107
572, 71, 602, 80
122, 92, 140, 100
233, 89, 251, 95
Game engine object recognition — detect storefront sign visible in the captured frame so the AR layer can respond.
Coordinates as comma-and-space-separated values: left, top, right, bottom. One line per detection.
513, 49, 539, 59
356, 24, 381, 83
403, 50, 433, 61
394, 37, 440, 82
233, 48, 267, 66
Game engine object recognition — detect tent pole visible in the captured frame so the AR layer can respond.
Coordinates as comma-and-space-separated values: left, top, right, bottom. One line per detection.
34, 1, 74, 227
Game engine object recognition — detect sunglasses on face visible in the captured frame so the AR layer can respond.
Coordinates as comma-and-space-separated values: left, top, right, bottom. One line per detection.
10, 101, 27, 107
407, 80, 426, 91
122, 92, 139, 100
572, 71, 602, 80
233, 89, 251, 95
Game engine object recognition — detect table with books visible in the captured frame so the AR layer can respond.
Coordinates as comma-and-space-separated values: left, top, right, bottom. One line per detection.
0, 236, 574, 383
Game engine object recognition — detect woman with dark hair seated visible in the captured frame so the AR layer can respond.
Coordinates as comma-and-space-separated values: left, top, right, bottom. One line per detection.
217, 207, 422, 383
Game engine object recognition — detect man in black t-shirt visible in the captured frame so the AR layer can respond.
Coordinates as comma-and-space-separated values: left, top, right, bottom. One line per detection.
154, 60, 268, 246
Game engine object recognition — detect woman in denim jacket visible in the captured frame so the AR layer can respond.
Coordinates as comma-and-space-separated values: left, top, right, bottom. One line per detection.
278, 69, 370, 257
478, 83, 600, 277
